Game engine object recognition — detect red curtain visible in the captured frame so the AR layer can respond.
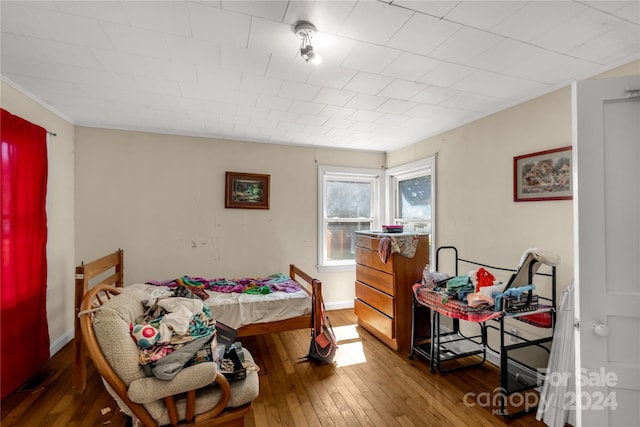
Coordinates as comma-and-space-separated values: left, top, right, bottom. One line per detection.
1, 108, 49, 400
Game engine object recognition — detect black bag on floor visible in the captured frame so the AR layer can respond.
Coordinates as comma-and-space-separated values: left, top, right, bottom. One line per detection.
306, 290, 337, 364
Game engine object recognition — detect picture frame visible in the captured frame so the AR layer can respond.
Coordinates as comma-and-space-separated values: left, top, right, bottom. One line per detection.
513, 146, 572, 202
225, 172, 270, 209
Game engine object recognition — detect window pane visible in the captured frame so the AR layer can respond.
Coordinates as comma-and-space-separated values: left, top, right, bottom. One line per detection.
326, 221, 371, 261
398, 176, 430, 219
326, 180, 371, 218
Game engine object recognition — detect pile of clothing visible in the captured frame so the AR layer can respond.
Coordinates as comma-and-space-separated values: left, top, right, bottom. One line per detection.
129, 286, 218, 380
423, 267, 534, 310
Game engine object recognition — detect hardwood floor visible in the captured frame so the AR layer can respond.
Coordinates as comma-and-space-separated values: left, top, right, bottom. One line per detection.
1, 309, 546, 426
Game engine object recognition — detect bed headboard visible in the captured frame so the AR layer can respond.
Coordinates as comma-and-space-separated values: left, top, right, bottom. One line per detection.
73, 249, 124, 394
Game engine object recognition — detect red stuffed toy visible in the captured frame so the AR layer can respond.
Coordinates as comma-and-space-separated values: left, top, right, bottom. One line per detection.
475, 267, 495, 292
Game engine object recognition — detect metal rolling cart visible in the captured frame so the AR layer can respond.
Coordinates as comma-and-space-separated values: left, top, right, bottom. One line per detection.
410, 246, 557, 417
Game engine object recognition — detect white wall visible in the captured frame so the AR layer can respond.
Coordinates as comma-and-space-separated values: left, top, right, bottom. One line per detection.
74, 127, 385, 309
387, 60, 640, 356
1, 80, 76, 354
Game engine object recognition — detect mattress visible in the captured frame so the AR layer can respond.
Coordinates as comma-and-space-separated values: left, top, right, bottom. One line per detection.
125, 283, 312, 330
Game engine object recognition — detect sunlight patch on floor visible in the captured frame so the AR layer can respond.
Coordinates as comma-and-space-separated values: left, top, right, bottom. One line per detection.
332, 324, 367, 367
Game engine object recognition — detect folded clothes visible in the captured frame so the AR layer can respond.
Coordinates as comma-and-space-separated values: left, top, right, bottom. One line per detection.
494, 284, 536, 311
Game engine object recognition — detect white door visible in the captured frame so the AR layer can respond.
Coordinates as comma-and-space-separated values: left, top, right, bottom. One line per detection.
573, 75, 640, 427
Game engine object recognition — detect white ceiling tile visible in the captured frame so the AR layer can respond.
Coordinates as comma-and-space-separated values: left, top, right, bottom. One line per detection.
532, 7, 627, 53
54, 1, 129, 24
1, 2, 114, 49
405, 104, 444, 119
266, 55, 314, 82
411, 86, 457, 105
340, 42, 401, 73
385, 13, 460, 56
249, 118, 278, 130
121, 1, 191, 36
306, 65, 357, 89
428, 26, 504, 64
467, 38, 542, 73
248, 17, 299, 58
268, 109, 300, 123
297, 114, 329, 126
567, 21, 640, 64
283, 1, 356, 34
3, 33, 100, 69
189, 2, 251, 46
343, 72, 394, 96
324, 118, 355, 129
583, 1, 636, 14
504, 49, 602, 84
289, 100, 326, 114
375, 99, 418, 114
443, 1, 527, 31
2, 0, 636, 152
220, 45, 270, 74
348, 110, 385, 123
165, 34, 220, 67
378, 79, 428, 100
344, 93, 388, 111
221, 0, 289, 22
318, 105, 357, 119
313, 87, 357, 106
417, 62, 476, 87
198, 68, 243, 92
614, 1, 640, 24
240, 73, 283, 96
338, 0, 413, 44
376, 113, 410, 126
491, 1, 586, 41
391, 1, 460, 18
381, 52, 440, 81
439, 91, 506, 112
278, 80, 322, 101
309, 33, 358, 67
453, 70, 547, 99
256, 93, 292, 110
100, 22, 169, 58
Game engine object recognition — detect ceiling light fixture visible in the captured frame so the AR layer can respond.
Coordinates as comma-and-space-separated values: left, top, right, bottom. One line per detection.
294, 21, 322, 65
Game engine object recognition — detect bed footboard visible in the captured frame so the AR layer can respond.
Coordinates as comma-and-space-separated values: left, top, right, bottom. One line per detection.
236, 264, 323, 337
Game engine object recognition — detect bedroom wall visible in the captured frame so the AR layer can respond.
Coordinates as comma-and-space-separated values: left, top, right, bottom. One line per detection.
74, 127, 385, 310
386, 60, 640, 359
1, 80, 76, 355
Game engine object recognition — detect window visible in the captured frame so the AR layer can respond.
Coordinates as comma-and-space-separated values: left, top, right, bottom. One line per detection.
385, 157, 436, 261
318, 165, 382, 271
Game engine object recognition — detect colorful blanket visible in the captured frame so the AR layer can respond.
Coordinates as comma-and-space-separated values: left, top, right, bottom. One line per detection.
146, 273, 302, 294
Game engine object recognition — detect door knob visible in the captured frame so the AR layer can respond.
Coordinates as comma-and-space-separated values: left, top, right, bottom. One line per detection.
592, 323, 610, 337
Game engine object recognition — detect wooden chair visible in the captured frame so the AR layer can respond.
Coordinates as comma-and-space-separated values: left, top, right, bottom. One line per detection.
78, 284, 258, 427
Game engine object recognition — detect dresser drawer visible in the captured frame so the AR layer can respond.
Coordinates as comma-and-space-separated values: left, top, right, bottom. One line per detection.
355, 246, 393, 274
355, 264, 394, 295
355, 281, 394, 317
354, 299, 394, 339
355, 234, 380, 250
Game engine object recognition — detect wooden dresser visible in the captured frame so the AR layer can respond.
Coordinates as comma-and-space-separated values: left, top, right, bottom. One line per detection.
354, 232, 429, 352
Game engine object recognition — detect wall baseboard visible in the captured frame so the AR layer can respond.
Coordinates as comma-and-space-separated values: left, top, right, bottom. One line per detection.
50, 329, 74, 357
325, 300, 354, 311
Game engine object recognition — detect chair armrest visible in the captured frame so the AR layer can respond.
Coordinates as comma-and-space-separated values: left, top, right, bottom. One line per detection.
127, 363, 219, 404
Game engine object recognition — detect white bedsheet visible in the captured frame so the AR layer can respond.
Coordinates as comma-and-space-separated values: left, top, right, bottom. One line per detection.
125, 283, 312, 330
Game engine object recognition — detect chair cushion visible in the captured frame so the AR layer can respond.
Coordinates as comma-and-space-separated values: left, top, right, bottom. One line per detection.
92, 289, 259, 425
93, 290, 149, 385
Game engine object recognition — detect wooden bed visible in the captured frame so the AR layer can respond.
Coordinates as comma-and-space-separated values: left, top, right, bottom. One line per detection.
72, 249, 323, 394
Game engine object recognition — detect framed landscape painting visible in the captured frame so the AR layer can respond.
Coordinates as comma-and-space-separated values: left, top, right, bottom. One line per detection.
225, 172, 270, 209
514, 146, 572, 202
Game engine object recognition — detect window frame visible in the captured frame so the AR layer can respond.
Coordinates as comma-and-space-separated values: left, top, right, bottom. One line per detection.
384, 157, 436, 266
317, 165, 383, 272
